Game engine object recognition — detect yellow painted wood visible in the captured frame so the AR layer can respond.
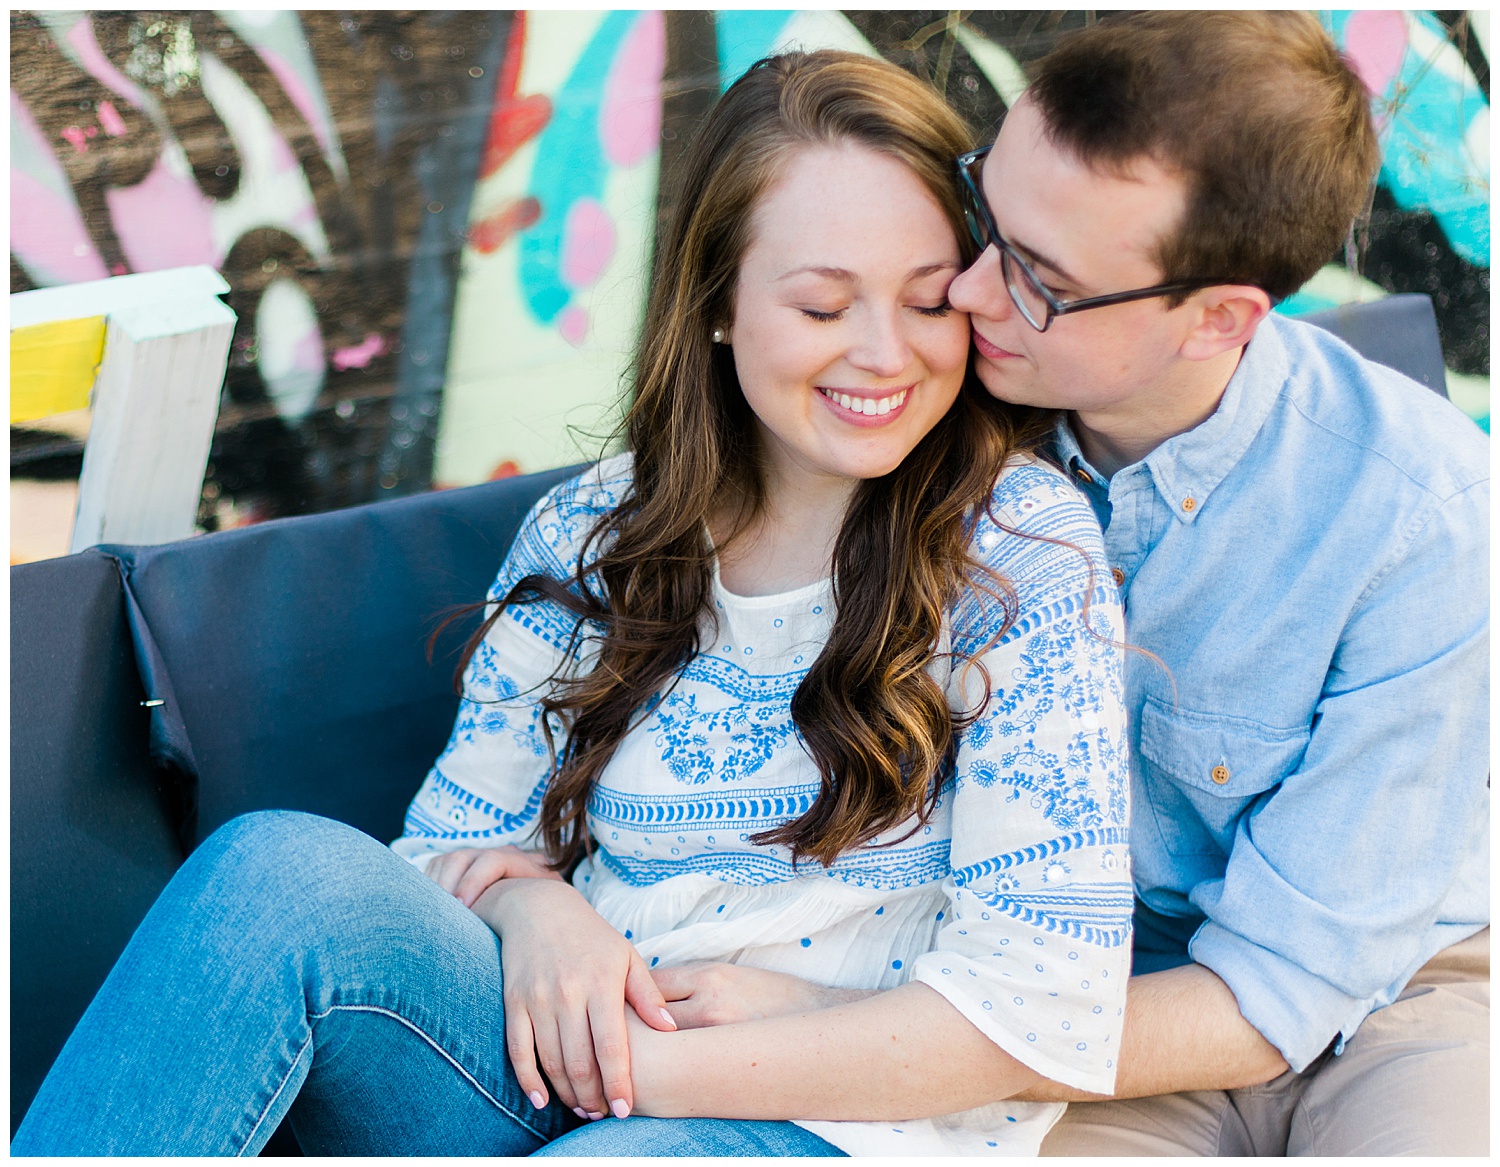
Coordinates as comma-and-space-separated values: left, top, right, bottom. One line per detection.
10, 316, 107, 424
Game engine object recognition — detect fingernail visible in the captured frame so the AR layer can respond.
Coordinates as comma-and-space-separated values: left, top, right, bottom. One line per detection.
610, 1098, 631, 1119
528, 1090, 546, 1110
572, 1107, 588, 1119
659, 1007, 677, 1030
587, 1111, 605, 1121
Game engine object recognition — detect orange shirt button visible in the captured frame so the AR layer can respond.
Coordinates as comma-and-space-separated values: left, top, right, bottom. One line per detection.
1211, 765, 1230, 785
1111, 568, 1126, 587
1182, 497, 1197, 512
1076, 468, 1094, 485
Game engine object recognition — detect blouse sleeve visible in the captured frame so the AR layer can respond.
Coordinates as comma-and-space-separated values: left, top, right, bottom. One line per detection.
390, 460, 624, 869
909, 460, 1132, 1095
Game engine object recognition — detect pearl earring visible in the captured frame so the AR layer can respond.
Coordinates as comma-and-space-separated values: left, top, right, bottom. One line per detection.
711, 327, 726, 344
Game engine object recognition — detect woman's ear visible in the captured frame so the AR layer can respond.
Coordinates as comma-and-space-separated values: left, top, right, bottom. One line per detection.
1179, 285, 1272, 362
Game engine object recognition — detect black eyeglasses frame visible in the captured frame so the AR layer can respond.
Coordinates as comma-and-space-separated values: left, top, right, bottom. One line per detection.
955, 146, 1241, 333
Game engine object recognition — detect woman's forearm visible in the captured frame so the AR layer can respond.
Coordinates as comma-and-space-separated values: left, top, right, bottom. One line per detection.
630, 980, 1048, 1121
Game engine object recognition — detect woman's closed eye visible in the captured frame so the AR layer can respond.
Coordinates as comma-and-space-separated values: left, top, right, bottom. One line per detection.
799, 301, 953, 323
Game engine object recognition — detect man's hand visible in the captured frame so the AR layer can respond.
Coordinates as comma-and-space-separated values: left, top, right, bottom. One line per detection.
652, 962, 875, 1029
424, 845, 562, 907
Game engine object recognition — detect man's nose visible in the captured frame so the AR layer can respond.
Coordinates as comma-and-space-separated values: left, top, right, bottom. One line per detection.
949, 245, 1013, 322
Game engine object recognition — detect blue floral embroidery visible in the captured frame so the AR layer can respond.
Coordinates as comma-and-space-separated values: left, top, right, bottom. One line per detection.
651, 689, 802, 785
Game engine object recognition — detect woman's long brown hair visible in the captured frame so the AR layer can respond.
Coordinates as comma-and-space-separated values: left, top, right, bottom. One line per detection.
459, 51, 1053, 870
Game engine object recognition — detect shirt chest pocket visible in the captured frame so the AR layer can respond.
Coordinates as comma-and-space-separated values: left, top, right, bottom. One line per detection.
1136, 696, 1310, 858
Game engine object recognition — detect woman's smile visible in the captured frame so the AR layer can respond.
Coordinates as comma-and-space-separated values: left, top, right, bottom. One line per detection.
814, 383, 913, 426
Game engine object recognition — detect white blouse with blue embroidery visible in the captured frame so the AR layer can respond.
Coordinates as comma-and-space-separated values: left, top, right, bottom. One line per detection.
393, 452, 1132, 1156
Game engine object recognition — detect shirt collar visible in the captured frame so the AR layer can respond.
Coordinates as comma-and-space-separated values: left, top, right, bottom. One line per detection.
1054, 314, 1291, 524
1052, 412, 1100, 483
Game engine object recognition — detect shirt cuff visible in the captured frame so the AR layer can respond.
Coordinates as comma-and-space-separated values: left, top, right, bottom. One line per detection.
911, 954, 1125, 1097
1189, 920, 1369, 1072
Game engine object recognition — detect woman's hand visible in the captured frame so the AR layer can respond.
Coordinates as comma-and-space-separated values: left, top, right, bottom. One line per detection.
424, 845, 562, 907
471, 879, 677, 1120
652, 961, 874, 1029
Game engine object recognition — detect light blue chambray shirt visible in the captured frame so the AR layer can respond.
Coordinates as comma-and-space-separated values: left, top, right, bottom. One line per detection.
1051, 312, 1489, 1072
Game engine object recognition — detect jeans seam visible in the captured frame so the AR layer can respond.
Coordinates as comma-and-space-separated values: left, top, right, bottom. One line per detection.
238, 1031, 313, 1157
309, 1001, 547, 1140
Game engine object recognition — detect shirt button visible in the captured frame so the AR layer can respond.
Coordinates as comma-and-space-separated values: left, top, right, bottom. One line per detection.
1075, 467, 1093, 485
1211, 765, 1230, 785
1111, 568, 1125, 587
1182, 497, 1197, 512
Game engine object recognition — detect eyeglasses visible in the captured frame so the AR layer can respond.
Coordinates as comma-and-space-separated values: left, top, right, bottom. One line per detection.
955, 146, 1235, 333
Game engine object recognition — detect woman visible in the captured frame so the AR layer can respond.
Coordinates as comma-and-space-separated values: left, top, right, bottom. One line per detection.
14, 51, 1128, 1157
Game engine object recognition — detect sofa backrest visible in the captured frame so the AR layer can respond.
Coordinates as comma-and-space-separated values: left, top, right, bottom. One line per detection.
107, 464, 580, 850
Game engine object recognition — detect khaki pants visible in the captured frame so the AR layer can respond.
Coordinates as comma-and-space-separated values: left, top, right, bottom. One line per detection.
1041, 929, 1489, 1156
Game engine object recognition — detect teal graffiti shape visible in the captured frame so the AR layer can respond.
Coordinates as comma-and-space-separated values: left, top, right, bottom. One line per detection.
1326, 10, 1489, 267
716, 11, 794, 91
520, 12, 637, 326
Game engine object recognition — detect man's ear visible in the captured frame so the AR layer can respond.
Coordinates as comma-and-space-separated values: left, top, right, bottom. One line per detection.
1179, 285, 1272, 361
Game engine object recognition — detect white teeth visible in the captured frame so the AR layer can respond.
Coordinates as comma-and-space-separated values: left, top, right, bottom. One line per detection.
820, 388, 909, 415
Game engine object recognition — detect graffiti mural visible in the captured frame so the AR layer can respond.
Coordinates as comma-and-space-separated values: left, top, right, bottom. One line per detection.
11, 9, 512, 521
10, 11, 1491, 545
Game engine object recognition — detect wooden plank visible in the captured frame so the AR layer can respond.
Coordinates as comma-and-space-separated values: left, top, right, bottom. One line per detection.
68, 294, 236, 552
10, 265, 237, 553
9, 266, 230, 329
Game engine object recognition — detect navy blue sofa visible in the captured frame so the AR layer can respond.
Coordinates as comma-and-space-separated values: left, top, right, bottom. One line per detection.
9, 294, 1451, 1150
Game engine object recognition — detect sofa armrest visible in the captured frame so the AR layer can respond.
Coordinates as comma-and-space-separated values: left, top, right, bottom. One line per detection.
11, 550, 185, 1132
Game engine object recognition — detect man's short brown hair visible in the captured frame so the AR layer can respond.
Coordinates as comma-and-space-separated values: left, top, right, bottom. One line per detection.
1027, 11, 1380, 302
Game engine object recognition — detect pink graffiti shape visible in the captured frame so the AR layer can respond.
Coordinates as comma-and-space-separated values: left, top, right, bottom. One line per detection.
64, 17, 148, 108
331, 333, 388, 371
61, 125, 89, 153
559, 305, 589, 347
1344, 11, 1407, 99
599, 10, 665, 168
255, 48, 336, 162
104, 154, 218, 272
97, 99, 127, 137
293, 327, 325, 373
560, 198, 617, 292
11, 90, 109, 283
10, 169, 109, 284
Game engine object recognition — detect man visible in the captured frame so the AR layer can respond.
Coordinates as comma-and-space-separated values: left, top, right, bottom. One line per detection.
945, 11, 1489, 1155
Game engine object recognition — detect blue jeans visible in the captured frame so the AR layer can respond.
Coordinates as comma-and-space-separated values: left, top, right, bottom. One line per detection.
13, 811, 843, 1157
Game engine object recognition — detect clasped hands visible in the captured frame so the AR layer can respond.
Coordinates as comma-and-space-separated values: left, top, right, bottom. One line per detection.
424, 847, 842, 1122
